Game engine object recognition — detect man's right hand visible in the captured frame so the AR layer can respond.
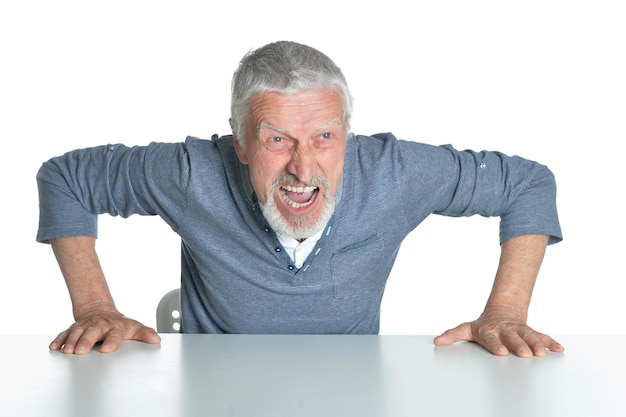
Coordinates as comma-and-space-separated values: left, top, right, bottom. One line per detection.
49, 307, 161, 354
48, 236, 161, 354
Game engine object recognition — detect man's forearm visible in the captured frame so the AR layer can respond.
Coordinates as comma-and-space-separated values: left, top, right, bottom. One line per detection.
50, 236, 118, 319
483, 234, 549, 320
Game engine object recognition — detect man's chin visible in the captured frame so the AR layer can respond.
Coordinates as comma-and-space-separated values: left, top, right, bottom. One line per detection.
261, 193, 335, 239
263, 209, 326, 239
279, 217, 324, 239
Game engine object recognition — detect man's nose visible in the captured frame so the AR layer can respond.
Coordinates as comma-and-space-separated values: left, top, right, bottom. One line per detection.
287, 144, 316, 183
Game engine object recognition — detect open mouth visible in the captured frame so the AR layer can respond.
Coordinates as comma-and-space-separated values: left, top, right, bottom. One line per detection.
280, 185, 320, 209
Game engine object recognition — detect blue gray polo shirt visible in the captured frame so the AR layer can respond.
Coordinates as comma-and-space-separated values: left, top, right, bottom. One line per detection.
36, 133, 562, 334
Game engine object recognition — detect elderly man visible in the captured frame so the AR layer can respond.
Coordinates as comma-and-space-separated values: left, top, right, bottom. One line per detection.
37, 41, 564, 357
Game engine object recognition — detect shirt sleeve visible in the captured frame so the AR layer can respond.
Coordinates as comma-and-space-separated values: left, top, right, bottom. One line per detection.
36, 142, 190, 243
396, 138, 563, 245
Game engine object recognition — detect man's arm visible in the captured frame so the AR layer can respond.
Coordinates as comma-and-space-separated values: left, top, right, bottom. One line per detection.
49, 236, 161, 354
433, 234, 564, 357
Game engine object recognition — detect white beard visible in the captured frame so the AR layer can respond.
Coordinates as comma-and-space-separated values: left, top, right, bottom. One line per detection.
260, 174, 335, 239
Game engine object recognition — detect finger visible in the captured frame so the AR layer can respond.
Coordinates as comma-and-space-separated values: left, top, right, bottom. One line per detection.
500, 331, 537, 358
60, 327, 88, 354
537, 333, 565, 353
476, 332, 509, 356
515, 329, 565, 357
99, 327, 125, 354
49, 330, 71, 351
133, 326, 162, 345
101, 324, 160, 353
72, 326, 107, 355
433, 323, 473, 346
522, 332, 548, 357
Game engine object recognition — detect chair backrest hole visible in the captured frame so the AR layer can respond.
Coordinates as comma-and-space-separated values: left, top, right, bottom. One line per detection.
156, 288, 181, 333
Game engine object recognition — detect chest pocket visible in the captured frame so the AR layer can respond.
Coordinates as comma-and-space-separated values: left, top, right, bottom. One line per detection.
331, 233, 387, 299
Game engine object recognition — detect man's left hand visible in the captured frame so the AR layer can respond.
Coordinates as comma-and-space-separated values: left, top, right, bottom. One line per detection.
433, 311, 564, 357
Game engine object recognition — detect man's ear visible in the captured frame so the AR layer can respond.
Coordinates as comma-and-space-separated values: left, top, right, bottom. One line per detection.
230, 118, 248, 164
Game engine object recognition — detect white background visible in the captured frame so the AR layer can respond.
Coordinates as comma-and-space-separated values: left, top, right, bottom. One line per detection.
1, 1, 624, 338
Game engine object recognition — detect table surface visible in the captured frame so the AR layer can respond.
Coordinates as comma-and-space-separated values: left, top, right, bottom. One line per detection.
1, 334, 625, 417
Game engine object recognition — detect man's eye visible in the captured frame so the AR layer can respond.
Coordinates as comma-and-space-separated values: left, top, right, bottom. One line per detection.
321, 133, 332, 139
262, 135, 293, 152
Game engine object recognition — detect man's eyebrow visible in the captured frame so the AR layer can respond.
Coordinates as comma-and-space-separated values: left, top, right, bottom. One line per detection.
314, 119, 342, 132
257, 123, 289, 136
257, 119, 343, 136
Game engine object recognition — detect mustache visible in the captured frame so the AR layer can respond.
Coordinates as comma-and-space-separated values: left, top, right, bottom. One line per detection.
269, 174, 331, 190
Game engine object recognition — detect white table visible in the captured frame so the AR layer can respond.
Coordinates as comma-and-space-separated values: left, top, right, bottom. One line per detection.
1, 335, 625, 416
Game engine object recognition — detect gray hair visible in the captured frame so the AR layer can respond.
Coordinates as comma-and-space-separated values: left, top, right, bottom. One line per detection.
230, 41, 353, 145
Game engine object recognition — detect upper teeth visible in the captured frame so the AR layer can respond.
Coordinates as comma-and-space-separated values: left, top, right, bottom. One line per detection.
280, 185, 319, 208
283, 185, 317, 193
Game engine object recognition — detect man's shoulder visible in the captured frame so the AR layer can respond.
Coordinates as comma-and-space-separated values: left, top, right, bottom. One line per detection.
350, 132, 448, 157
182, 134, 237, 156
184, 134, 233, 147
349, 132, 425, 157
351, 132, 398, 144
